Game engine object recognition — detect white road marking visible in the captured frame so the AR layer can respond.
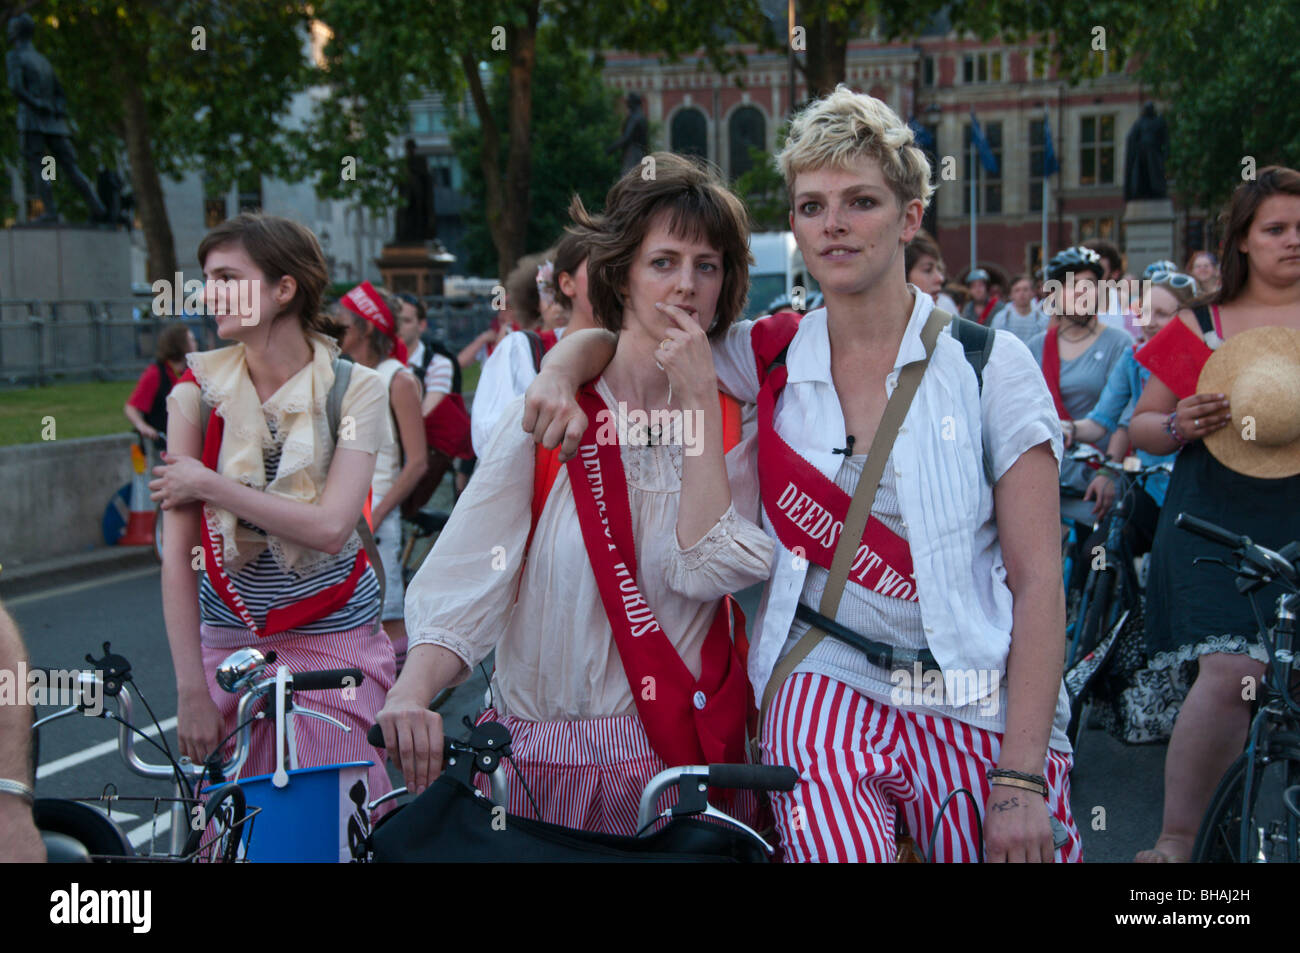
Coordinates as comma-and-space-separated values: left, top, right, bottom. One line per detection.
128, 811, 172, 849
36, 716, 178, 779
5, 564, 159, 607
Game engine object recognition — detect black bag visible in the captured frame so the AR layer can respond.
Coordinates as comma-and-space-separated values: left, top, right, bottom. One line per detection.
368, 771, 770, 863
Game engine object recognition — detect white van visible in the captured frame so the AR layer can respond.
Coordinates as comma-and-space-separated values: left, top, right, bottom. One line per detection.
746, 231, 820, 319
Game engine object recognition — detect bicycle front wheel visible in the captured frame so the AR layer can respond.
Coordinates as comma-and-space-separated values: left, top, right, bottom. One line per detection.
1193, 735, 1300, 863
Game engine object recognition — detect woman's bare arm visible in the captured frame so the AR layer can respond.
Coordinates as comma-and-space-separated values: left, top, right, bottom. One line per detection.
371, 371, 427, 527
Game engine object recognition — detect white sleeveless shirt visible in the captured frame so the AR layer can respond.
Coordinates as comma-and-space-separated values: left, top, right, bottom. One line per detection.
371, 357, 406, 505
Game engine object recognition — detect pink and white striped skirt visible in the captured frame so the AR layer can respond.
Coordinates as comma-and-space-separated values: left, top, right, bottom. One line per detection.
200, 622, 396, 806
473, 707, 761, 838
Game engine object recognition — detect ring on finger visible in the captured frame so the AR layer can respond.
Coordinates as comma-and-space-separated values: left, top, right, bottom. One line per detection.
1194, 418, 1200, 428
659, 338, 671, 350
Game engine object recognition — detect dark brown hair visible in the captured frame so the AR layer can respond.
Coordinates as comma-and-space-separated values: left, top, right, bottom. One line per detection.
568, 152, 752, 338
1083, 238, 1123, 277
904, 229, 943, 277
1208, 166, 1300, 305
1007, 273, 1032, 291
551, 228, 590, 311
197, 212, 342, 342
155, 322, 193, 363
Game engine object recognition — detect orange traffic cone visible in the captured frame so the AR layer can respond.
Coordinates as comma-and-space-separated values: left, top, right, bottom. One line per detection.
119, 442, 156, 546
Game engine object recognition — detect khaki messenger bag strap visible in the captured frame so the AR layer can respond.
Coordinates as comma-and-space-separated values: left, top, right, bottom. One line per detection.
759, 308, 952, 717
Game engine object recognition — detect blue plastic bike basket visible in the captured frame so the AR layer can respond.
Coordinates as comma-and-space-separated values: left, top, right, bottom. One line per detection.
236, 762, 373, 862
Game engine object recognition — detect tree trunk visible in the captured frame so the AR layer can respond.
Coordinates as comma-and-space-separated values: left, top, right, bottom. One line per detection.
802, 15, 849, 100
119, 77, 176, 284
502, 2, 539, 280
460, 53, 509, 280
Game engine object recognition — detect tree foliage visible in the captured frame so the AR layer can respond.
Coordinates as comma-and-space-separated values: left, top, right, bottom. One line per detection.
449, 25, 620, 276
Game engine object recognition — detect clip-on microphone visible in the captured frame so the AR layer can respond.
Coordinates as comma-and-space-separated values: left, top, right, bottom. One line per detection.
832, 435, 856, 456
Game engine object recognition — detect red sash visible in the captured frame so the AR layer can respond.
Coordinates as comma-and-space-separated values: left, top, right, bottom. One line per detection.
1134, 315, 1214, 400
750, 318, 919, 603
1040, 327, 1071, 421
563, 384, 753, 769
539, 328, 558, 351
424, 392, 474, 459
977, 295, 1001, 326
191, 382, 370, 638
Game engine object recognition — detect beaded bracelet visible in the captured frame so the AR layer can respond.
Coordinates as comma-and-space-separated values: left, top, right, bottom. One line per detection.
1165, 411, 1187, 447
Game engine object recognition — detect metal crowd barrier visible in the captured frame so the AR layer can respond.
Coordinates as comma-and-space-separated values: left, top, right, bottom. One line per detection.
0, 295, 500, 387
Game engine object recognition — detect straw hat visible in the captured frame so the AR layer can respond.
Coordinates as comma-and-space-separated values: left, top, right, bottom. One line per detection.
1197, 326, 1300, 479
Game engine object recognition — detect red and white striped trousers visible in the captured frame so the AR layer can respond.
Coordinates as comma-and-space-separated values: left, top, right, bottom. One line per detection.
200, 622, 396, 807
474, 708, 760, 837
759, 672, 1083, 863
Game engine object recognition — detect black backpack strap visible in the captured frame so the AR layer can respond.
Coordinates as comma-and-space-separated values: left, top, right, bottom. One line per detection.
940, 310, 997, 486
521, 330, 545, 373
1191, 305, 1215, 338
422, 337, 463, 395
946, 313, 995, 395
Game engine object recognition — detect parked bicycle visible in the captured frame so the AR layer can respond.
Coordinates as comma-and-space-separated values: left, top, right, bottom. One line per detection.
34, 642, 372, 863
1174, 514, 1300, 863
359, 716, 797, 862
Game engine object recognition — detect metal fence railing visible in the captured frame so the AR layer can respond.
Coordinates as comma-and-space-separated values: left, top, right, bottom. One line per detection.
0, 296, 500, 388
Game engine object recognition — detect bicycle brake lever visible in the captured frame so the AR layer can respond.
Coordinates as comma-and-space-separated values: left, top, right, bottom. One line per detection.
290, 706, 350, 733
1192, 556, 1239, 573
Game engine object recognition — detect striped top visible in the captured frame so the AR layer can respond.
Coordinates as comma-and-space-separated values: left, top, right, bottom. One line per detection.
198, 416, 381, 633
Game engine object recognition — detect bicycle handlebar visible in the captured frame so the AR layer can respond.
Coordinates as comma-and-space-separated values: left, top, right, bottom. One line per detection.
706, 764, 799, 792
290, 668, 364, 692
1176, 512, 1300, 587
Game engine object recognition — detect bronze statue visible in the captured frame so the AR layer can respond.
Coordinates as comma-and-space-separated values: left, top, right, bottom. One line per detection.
607, 92, 648, 175
6, 14, 107, 223
1124, 103, 1169, 202
394, 138, 436, 243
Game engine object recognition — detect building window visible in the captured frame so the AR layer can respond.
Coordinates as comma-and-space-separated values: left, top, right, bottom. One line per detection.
962, 51, 1004, 85
670, 108, 708, 161
1029, 49, 1051, 80
728, 105, 766, 181
1079, 114, 1116, 187
1026, 242, 1043, 276
963, 121, 1002, 215
1078, 216, 1117, 242
922, 55, 936, 88
1029, 118, 1047, 212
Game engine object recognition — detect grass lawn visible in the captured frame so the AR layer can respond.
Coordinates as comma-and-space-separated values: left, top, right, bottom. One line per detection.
0, 363, 485, 448
0, 380, 136, 447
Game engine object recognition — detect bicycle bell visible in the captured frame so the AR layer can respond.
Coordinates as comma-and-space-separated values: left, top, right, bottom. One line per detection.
216, 647, 268, 693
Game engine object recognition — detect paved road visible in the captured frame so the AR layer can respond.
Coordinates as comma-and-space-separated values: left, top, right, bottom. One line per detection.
9, 567, 1164, 862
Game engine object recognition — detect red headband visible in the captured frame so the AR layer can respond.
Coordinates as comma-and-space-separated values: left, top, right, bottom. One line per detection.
341, 280, 408, 364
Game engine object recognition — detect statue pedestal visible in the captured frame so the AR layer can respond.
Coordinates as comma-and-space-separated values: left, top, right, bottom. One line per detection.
375, 242, 454, 298
0, 225, 132, 300
1122, 199, 1177, 276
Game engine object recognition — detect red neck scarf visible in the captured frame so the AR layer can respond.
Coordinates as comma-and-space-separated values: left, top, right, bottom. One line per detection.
564, 383, 753, 769
977, 295, 1001, 325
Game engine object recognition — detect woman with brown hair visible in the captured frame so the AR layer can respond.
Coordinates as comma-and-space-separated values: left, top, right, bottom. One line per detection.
149, 213, 396, 802
378, 153, 773, 834
339, 282, 428, 671
1130, 166, 1300, 862
124, 322, 197, 456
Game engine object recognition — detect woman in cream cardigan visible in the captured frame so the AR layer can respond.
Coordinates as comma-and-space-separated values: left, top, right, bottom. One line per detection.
150, 213, 396, 801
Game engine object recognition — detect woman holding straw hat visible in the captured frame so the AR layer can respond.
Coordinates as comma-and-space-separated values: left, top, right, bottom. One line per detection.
1128, 166, 1300, 863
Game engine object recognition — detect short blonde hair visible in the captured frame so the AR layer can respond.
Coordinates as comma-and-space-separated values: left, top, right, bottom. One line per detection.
776, 85, 934, 211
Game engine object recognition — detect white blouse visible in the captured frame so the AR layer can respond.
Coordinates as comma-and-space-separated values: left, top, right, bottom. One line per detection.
404, 378, 776, 723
